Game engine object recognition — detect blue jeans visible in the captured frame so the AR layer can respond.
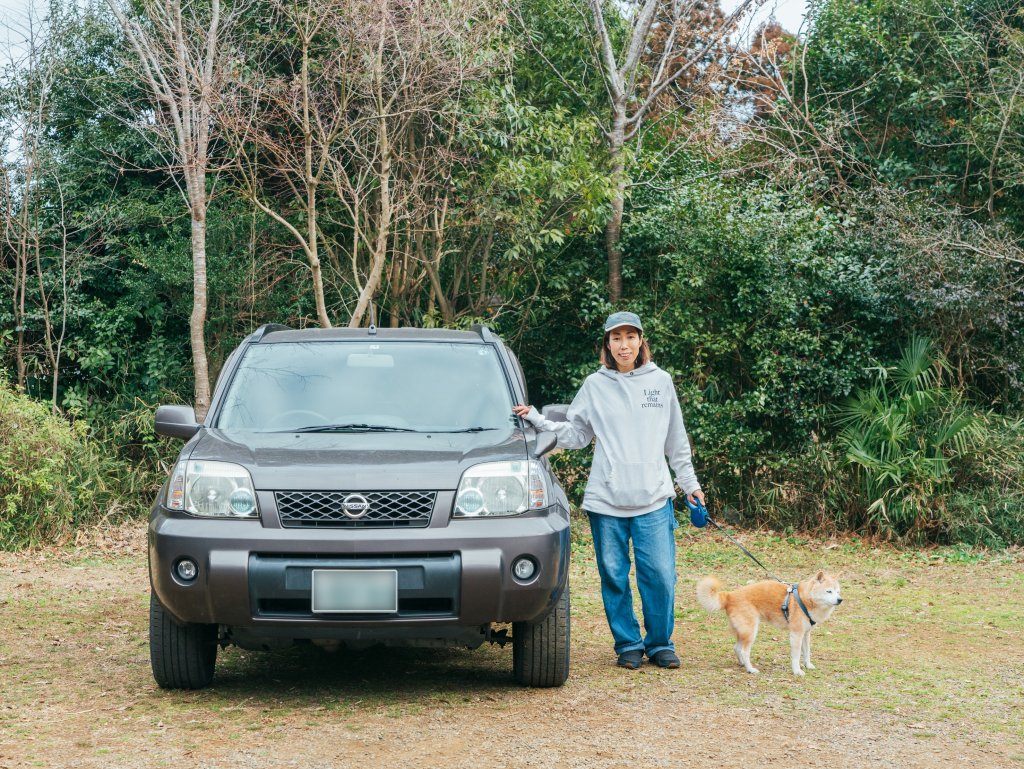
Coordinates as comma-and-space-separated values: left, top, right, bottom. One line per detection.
587, 500, 677, 657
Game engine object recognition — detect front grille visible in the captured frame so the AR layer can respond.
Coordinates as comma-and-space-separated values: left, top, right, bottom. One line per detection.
257, 596, 453, 616
276, 491, 435, 528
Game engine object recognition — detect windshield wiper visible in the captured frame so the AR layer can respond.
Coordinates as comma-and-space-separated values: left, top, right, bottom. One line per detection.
287, 423, 418, 433
431, 426, 498, 433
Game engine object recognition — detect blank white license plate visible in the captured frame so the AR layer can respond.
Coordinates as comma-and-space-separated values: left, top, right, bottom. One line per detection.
311, 569, 398, 614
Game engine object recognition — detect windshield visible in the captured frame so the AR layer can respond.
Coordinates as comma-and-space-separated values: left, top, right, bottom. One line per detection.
216, 341, 515, 433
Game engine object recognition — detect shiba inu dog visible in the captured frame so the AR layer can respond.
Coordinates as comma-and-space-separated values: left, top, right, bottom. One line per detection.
696, 571, 843, 676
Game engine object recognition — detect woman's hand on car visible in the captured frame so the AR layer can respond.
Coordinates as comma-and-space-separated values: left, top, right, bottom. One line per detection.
512, 404, 531, 418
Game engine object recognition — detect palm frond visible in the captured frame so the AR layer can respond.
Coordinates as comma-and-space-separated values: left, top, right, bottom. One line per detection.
833, 336, 986, 540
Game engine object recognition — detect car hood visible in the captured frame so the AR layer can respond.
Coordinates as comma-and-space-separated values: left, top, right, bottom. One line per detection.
186, 428, 528, 491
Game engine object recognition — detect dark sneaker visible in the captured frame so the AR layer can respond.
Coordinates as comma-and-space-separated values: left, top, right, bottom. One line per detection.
616, 650, 644, 670
649, 649, 680, 669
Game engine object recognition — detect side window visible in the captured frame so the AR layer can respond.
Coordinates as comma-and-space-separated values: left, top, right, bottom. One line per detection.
207, 347, 243, 417
505, 348, 528, 404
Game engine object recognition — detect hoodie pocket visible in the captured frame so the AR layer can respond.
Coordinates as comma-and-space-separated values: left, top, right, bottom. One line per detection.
608, 461, 666, 507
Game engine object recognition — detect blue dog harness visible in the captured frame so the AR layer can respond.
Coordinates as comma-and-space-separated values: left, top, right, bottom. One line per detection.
782, 584, 815, 626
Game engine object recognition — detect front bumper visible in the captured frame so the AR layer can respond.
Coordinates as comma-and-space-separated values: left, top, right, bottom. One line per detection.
148, 493, 570, 641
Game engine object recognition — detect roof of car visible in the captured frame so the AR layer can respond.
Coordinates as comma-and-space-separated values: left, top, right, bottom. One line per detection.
249, 325, 495, 344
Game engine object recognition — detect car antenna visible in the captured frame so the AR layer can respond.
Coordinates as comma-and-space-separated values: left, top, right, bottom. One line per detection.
368, 300, 378, 335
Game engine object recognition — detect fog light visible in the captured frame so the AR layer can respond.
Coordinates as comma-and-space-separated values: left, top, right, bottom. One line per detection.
176, 558, 198, 582
512, 557, 536, 581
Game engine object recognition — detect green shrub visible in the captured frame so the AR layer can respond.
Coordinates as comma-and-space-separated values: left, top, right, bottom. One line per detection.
943, 414, 1024, 547
945, 489, 1024, 549
0, 380, 120, 549
835, 338, 1002, 542
729, 439, 852, 535
82, 395, 180, 505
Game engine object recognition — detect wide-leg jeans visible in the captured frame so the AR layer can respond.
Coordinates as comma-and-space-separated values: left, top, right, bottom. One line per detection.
587, 499, 677, 657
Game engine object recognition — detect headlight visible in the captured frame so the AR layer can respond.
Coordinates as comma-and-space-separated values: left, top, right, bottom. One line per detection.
166, 460, 260, 518
453, 460, 549, 517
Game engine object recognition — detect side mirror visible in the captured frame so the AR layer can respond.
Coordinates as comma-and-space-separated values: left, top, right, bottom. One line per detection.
541, 404, 570, 422
533, 430, 557, 457
155, 405, 201, 439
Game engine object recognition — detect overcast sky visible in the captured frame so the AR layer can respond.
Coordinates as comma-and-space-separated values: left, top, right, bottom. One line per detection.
729, 0, 809, 36
0, 0, 38, 30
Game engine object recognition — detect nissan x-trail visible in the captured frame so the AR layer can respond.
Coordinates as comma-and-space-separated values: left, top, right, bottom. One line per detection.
149, 324, 570, 689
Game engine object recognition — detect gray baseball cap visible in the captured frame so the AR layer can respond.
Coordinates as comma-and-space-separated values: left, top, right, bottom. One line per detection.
603, 311, 643, 333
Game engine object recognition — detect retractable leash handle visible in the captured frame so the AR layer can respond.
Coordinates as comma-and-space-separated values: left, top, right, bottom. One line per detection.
684, 496, 709, 528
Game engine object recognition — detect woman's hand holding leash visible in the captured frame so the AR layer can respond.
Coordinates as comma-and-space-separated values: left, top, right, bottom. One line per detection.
686, 490, 707, 526
684, 494, 709, 528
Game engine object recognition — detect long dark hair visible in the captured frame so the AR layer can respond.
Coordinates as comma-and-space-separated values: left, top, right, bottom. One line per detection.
600, 331, 652, 371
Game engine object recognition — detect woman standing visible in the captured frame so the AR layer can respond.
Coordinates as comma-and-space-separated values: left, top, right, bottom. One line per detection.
513, 311, 704, 670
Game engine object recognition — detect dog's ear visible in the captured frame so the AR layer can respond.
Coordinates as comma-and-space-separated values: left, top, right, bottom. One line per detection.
816, 570, 824, 582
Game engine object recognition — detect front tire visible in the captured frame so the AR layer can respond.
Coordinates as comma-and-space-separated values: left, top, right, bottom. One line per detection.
512, 582, 570, 687
149, 593, 217, 690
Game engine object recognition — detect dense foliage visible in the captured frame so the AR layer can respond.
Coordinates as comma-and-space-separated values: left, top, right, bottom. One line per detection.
798, 0, 1024, 223
0, 377, 123, 547
1, 0, 1022, 547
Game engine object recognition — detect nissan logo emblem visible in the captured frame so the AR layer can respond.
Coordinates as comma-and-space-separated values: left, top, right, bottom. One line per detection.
341, 493, 371, 518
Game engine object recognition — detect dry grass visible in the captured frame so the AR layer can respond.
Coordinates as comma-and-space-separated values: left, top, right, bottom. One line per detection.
0, 520, 1021, 768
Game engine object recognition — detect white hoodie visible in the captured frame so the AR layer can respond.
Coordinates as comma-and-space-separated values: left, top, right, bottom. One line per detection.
524, 362, 701, 517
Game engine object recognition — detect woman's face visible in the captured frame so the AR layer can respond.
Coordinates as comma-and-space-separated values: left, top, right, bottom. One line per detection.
608, 326, 641, 372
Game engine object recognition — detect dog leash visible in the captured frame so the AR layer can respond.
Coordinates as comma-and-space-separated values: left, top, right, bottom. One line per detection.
685, 497, 786, 585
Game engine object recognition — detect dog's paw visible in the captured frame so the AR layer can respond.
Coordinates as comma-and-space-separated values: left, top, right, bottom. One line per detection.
745, 666, 759, 674
805, 661, 816, 670
792, 668, 805, 677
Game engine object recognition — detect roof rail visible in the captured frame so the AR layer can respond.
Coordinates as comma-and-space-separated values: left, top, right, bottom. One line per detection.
471, 323, 496, 342
250, 323, 292, 342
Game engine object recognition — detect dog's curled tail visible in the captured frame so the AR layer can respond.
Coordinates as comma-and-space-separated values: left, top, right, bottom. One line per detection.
696, 576, 726, 612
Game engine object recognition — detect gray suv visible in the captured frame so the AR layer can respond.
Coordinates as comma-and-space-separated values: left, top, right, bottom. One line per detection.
149, 324, 570, 689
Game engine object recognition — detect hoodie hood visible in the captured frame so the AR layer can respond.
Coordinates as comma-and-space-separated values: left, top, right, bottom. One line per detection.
596, 361, 659, 380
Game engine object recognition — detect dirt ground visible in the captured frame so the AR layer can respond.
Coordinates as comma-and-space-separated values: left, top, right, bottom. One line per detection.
1, 522, 1022, 769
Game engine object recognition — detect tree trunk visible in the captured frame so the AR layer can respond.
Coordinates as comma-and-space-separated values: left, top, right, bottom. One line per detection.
33, 229, 58, 409
13, 238, 28, 390
306, 184, 331, 328
190, 211, 212, 420
388, 252, 402, 327
349, 39, 393, 329
302, 37, 332, 329
475, 227, 494, 315
420, 237, 452, 325
605, 111, 627, 304
349, 151, 391, 327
